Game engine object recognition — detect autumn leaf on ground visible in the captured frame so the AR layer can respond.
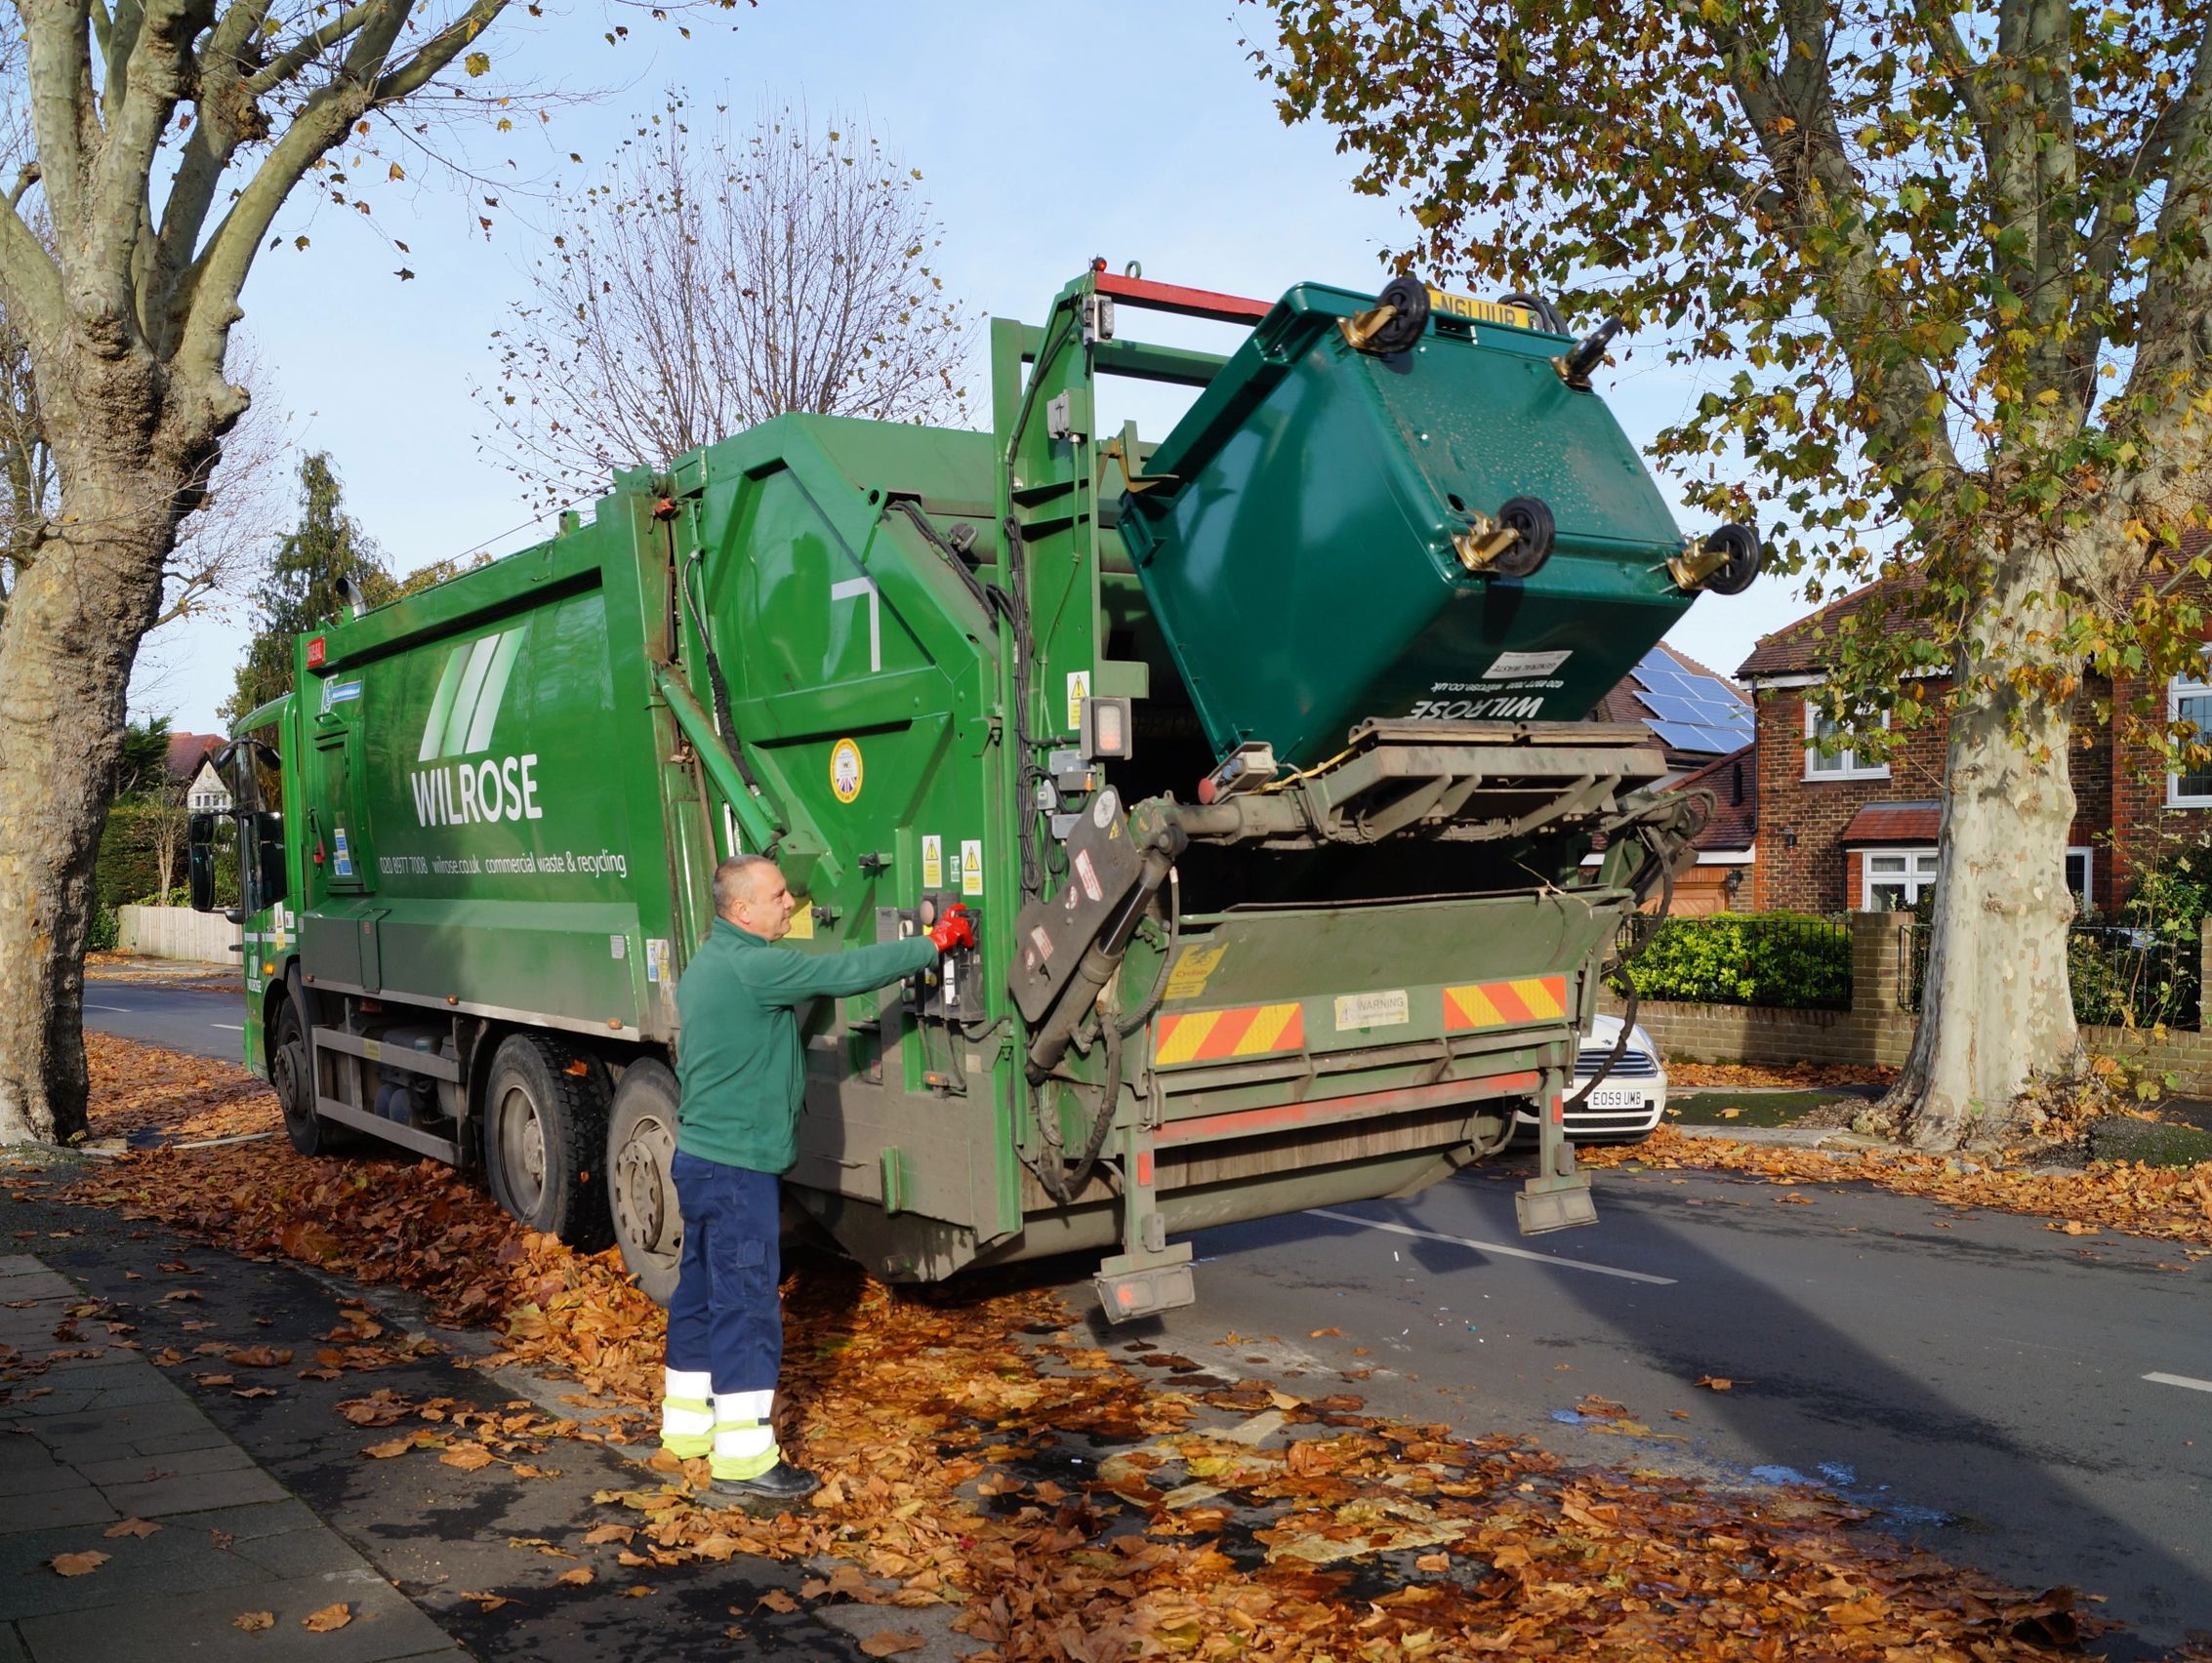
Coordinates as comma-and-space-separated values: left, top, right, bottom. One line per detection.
102, 1518, 160, 1538
50, 1552, 108, 1576
440, 1444, 496, 1472
754, 1589, 800, 1613
362, 1438, 416, 1459
459, 1592, 513, 1611
860, 1632, 925, 1657
555, 1566, 594, 1586
225, 1346, 293, 1368
231, 1611, 274, 1633
301, 1602, 351, 1632
1308, 1326, 1342, 1338
1696, 1375, 1734, 1391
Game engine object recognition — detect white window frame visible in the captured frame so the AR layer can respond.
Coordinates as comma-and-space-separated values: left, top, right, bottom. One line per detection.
1862, 846, 1939, 911
1804, 702, 1891, 781
2169, 669, 2212, 806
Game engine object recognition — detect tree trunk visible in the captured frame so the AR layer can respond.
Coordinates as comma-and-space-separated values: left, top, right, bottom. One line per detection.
0, 485, 175, 1144
1891, 547, 2083, 1150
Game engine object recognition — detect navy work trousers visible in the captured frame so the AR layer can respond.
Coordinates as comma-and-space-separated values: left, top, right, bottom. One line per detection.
665, 1150, 783, 1395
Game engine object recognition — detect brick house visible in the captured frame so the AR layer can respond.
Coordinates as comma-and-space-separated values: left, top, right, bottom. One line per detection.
1589, 644, 1755, 913
1731, 577, 2210, 918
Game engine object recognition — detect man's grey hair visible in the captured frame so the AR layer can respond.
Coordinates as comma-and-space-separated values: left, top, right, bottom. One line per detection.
712, 854, 779, 917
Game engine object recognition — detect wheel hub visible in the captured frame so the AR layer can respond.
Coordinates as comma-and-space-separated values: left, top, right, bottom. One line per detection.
613, 1115, 678, 1260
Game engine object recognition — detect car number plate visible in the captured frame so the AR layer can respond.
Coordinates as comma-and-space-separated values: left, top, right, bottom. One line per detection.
1585, 1088, 1647, 1110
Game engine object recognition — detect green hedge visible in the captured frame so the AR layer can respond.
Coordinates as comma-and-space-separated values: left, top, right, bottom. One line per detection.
1612, 913, 1853, 1010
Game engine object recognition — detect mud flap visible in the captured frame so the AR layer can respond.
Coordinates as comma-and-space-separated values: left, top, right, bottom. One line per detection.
1518, 1083, 1598, 1234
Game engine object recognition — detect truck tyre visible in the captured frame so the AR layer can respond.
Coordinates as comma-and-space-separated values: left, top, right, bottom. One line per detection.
483, 1035, 613, 1250
607, 1059, 683, 1306
273, 994, 354, 1157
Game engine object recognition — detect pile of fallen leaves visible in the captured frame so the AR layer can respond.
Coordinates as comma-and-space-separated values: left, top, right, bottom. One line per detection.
1665, 1059, 1896, 1089
77, 1031, 275, 1144
50, 1036, 2152, 1658
1584, 1125, 2212, 1248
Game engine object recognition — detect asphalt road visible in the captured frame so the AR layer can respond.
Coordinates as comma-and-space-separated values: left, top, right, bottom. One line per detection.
82, 979, 2212, 1651
83, 978, 247, 1062
1125, 1158, 2212, 1655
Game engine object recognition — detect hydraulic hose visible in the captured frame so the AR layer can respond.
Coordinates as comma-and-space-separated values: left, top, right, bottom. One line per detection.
678, 549, 783, 840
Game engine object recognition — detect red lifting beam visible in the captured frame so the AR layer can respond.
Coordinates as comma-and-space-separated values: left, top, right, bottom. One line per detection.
1093, 269, 1272, 325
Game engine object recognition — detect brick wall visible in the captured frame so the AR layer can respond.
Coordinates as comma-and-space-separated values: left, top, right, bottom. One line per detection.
1752, 676, 2117, 913
1605, 912, 2212, 1092
2106, 667, 2212, 906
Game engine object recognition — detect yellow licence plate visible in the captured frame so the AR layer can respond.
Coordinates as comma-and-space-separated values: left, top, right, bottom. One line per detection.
1425, 288, 1535, 330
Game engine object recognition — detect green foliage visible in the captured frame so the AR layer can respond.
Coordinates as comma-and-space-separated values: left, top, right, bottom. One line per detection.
223, 454, 390, 727
95, 803, 169, 911
2070, 832, 2212, 1029
1613, 913, 1852, 1011
112, 715, 174, 800
85, 906, 117, 953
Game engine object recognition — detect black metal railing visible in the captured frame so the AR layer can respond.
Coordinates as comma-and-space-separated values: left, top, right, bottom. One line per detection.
1902, 921, 2201, 1030
1612, 913, 1853, 1011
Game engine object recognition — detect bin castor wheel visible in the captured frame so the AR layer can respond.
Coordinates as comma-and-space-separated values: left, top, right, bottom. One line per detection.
1365, 275, 1431, 354
1491, 496, 1556, 580
1701, 522, 1762, 595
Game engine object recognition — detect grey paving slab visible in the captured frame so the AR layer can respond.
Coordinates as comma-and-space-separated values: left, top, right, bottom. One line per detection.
0, 1485, 114, 1536
0, 1519, 270, 1618
73, 1440, 253, 1487
0, 1259, 459, 1662
126, 1426, 238, 1458
95, 1462, 289, 1519
16, 1567, 456, 1663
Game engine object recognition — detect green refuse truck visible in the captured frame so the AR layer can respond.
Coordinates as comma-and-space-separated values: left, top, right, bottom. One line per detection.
188, 264, 1756, 1317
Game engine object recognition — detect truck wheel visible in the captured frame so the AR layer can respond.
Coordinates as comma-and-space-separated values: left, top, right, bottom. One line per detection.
273, 999, 351, 1156
483, 1035, 613, 1251
607, 1060, 683, 1306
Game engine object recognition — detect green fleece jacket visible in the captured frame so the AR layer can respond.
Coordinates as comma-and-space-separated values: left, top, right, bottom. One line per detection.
674, 917, 937, 1174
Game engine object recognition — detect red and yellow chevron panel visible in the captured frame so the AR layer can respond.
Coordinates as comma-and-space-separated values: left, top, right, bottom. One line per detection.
1443, 975, 1568, 1033
1154, 1002, 1306, 1066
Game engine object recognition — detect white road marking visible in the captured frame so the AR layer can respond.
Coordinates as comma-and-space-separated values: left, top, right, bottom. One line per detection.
210, 1022, 244, 1031
2144, 1372, 2212, 1395
1306, 1208, 1678, 1285
84, 1003, 131, 1013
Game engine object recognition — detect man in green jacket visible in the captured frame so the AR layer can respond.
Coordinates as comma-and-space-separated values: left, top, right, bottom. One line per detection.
659, 853, 973, 1507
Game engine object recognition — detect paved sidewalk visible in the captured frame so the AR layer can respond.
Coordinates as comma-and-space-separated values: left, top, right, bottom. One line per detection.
0, 1254, 463, 1663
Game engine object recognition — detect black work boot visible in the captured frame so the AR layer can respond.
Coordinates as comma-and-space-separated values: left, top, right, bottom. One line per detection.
712, 1460, 821, 1508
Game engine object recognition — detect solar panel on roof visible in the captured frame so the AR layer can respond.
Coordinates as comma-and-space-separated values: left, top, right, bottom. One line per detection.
1650, 721, 1727, 750
1684, 674, 1745, 706
1641, 693, 1713, 723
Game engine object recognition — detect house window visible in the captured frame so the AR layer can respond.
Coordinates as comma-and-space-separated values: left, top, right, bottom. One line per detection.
1805, 703, 1890, 780
1864, 848, 1939, 910
2066, 846, 2094, 913
2170, 671, 2212, 805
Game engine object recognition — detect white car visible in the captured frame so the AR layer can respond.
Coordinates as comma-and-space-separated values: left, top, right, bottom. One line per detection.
1514, 1014, 1667, 1143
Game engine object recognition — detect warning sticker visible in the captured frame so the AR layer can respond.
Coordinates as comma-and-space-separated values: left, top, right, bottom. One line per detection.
1165, 945, 1227, 1001
332, 827, 354, 879
1074, 848, 1103, 903
922, 834, 943, 890
645, 939, 670, 983
1065, 669, 1090, 732
829, 737, 864, 804
1483, 649, 1572, 679
785, 904, 815, 941
961, 839, 984, 898
1334, 989, 1411, 1031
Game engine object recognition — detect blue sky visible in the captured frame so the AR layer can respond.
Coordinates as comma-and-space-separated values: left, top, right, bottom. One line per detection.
133, 0, 1807, 731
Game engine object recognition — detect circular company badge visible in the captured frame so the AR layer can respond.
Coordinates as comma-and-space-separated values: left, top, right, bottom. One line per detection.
829, 737, 864, 804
